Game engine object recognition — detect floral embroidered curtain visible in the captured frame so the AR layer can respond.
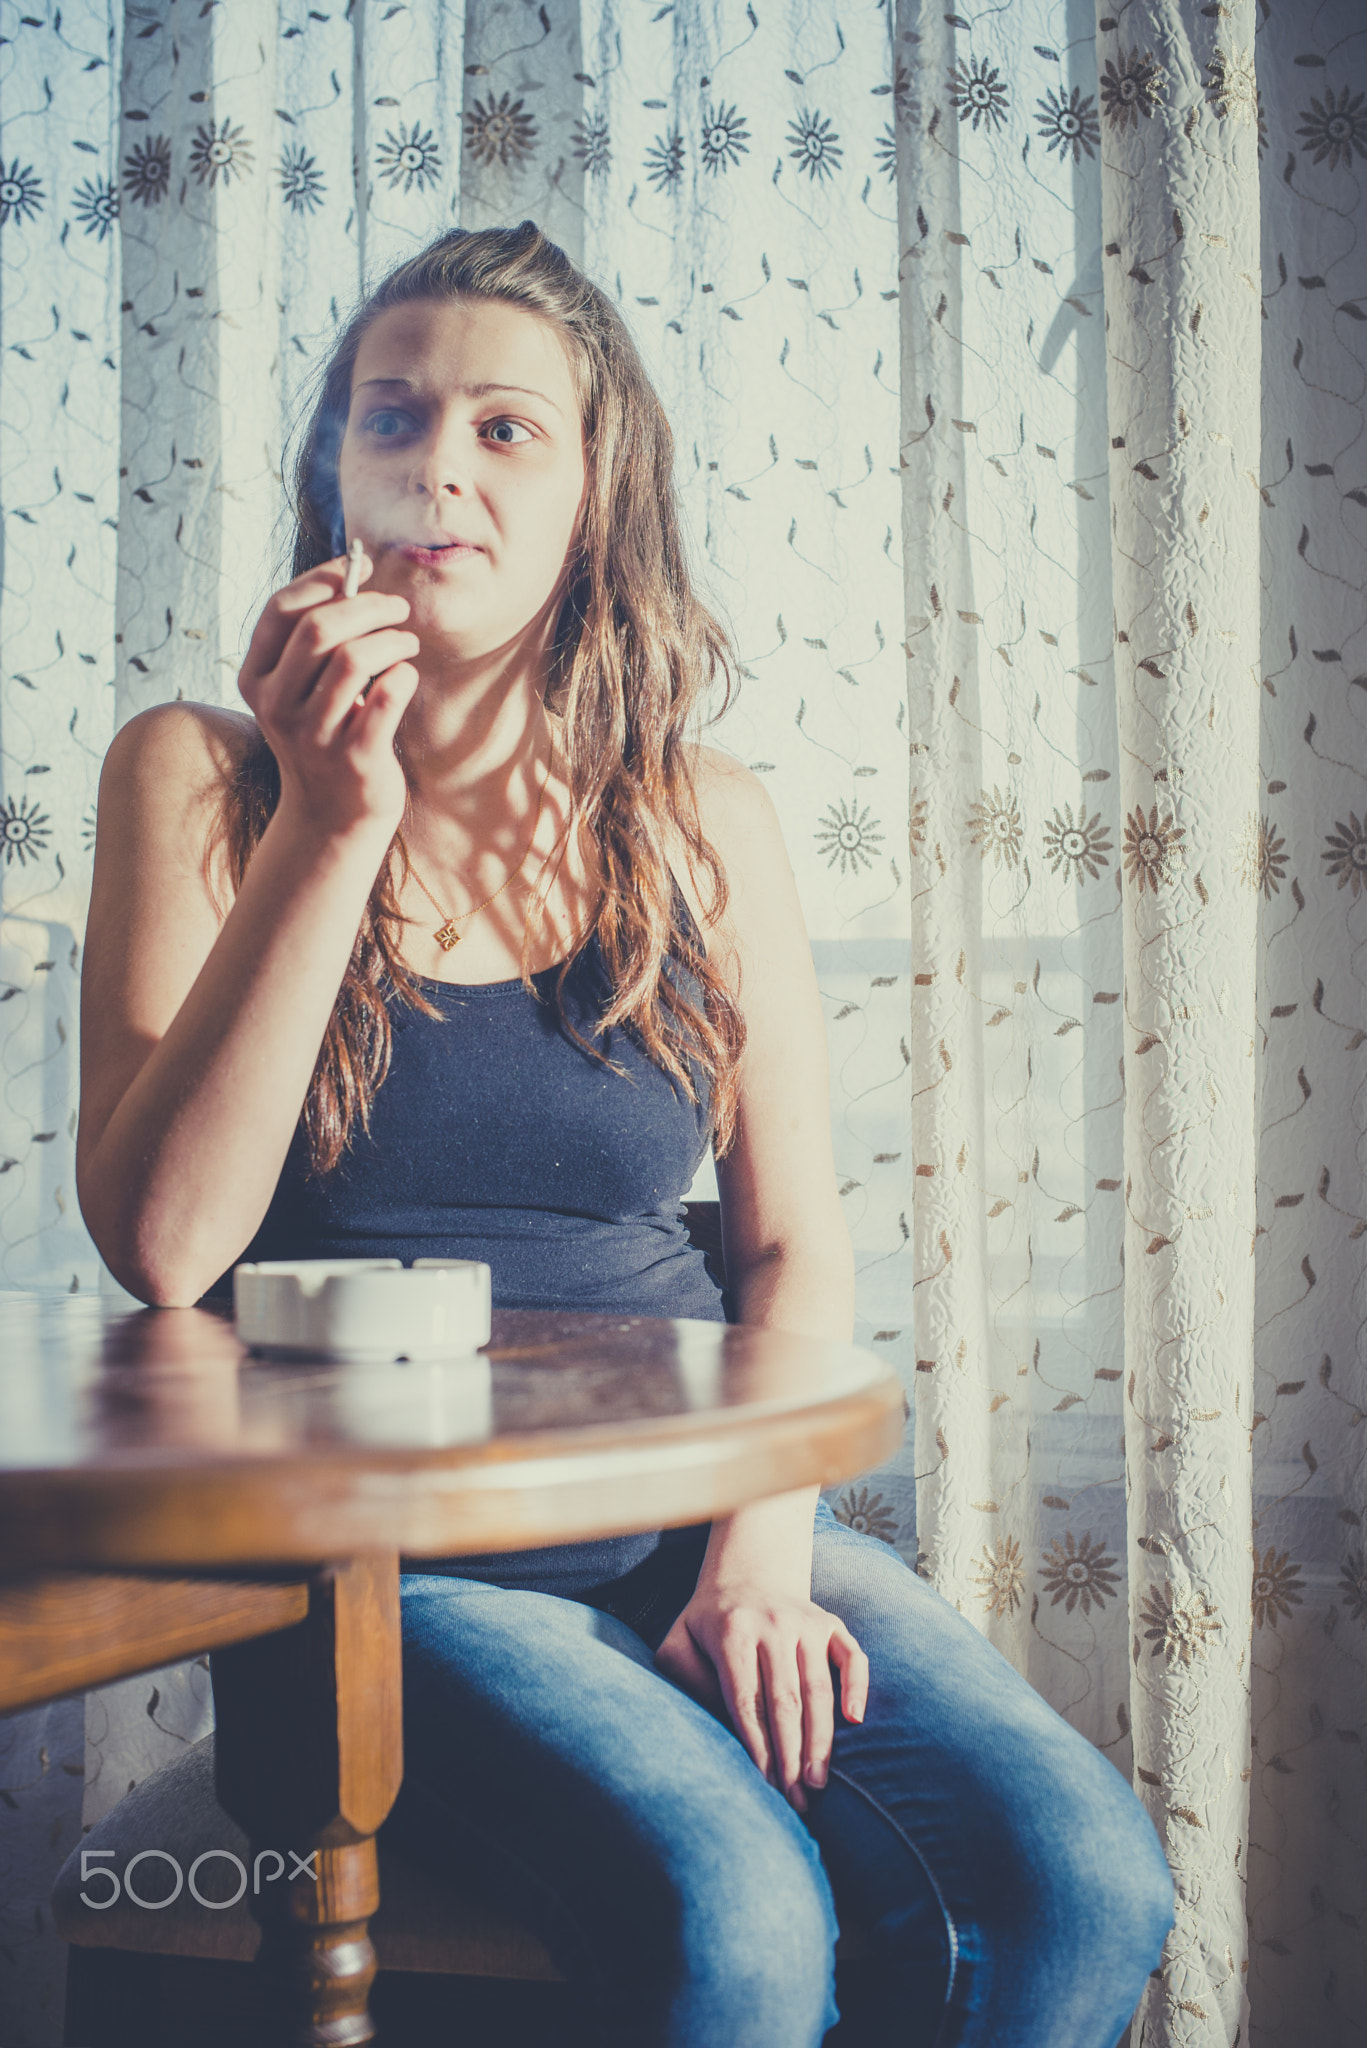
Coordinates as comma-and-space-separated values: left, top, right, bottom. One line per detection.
897, 5, 1366, 2042
1, 1, 1364, 2044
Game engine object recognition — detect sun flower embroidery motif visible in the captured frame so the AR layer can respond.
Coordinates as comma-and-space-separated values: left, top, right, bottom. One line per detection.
189, 119, 255, 189
122, 135, 171, 207
1236, 813, 1287, 899
571, 113, 611, 179
816, 800, 886, 877
787, 107, 843, 183
1035, 86, 1100, 163
1042, 804, 1112, 884
1323, 813, 1367, 898
1040, 1532, 1120, 1617
1122, 804, 1184, 893
73, 174, 119, 241
966, 786, 1023, 869
1297, 85, 1367, 173
1099, 47, 1165, 131
948, 58, 1009, 135
1251, 1546, 1305, 1629
465, 93, 538, 170
0, 159, 45, 224
644, 130, 685, 190
1139, 1581, 1221, 1669
278, 146, 326, 215
377, 124, 442, 195
699, 102, 750, 175
1339, 1551, 1367, 1625
1205, 46, 1259, 127
833, 1487, 898, 1543
0, 794, 53, 868
973, 1537, 1025, 1618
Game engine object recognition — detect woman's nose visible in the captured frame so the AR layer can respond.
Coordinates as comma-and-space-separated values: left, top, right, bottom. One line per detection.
410, 471, 463, 499
411, 472, 461, 498
408, 426, 471, 499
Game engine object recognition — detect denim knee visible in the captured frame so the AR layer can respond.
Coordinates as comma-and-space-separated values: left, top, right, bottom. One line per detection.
1020, 1750, 1176, 1983
1088, 1773, 1176, 1970
662, 1808, 840, 2048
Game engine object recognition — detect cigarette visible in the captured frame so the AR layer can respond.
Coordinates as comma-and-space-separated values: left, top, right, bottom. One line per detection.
342, 536, 364, 599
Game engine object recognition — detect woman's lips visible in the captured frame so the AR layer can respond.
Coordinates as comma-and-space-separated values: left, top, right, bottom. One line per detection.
395, 541, 482, 566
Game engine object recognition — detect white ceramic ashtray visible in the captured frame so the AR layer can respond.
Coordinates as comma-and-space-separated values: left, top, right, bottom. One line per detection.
233, 1258, 492, 1363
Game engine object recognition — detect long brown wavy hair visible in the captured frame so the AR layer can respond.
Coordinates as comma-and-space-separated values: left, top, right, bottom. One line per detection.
214, 219, 747, 1178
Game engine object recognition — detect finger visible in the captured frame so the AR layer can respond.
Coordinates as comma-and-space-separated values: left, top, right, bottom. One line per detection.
243, 554, 395, 699
829, 1625, 870, 1725
260, 617, 401, 736
797, 1632, 836, 1790
285, 605, 416, 708
757, 1634, 808, 1812
340, 661, 420, 745
240, 557, 367, 692
709, 1627, 775, 1787
309, 631, 421, 743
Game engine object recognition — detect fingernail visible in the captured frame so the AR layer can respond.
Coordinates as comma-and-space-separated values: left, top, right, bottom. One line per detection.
789, 1785, 807, 1813
805, 1762, 827, 1789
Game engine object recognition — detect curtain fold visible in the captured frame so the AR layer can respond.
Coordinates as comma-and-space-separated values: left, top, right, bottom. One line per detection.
1100, 9, 1262, 2037
1, 1, 1364, 2043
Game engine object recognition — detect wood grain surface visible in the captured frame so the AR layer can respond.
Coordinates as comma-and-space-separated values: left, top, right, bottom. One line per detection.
0, 1294, 905, 1567
0, 1571, 309, 1713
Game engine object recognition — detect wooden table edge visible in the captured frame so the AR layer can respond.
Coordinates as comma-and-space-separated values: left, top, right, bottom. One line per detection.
0, 1379, 906, 1568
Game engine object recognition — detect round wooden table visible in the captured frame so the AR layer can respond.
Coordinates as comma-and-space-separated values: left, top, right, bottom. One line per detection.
0, 1292, 904, 2045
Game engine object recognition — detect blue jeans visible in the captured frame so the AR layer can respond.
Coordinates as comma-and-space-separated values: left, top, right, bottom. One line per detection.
384, 1499, 1175, 2046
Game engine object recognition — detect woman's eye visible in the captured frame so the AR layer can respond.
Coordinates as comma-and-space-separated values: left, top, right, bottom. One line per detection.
364, 410, 411, 437
359, 411, 533, 445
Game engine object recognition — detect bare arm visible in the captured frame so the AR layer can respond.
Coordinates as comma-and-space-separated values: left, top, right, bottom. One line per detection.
657, 751, 867, 1812
682, 745, 857, 1339
77, 551, 420, 1305
699, 750, 857, 1591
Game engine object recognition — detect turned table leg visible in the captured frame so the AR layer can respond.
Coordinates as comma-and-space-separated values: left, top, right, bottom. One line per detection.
210, 1552, 403, 2046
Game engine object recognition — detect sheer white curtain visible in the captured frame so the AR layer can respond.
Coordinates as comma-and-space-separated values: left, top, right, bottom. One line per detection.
1, 1, 1363, 2043
897, 1, 1366, 2042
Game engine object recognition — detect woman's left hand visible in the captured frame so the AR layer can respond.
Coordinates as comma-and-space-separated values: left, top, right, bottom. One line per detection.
654, 1581, 868, 1815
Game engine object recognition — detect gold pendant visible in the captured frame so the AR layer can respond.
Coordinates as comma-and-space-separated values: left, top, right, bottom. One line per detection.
434, 921, 461, 951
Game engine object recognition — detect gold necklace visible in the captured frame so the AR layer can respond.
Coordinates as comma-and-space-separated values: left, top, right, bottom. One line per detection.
405, 726, 556, 952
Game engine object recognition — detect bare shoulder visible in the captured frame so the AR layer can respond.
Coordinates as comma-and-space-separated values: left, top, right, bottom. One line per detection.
678, 742, 780, 870
95, 700, 260, 914
689, 740, 767, 813
104, 698, 257, 789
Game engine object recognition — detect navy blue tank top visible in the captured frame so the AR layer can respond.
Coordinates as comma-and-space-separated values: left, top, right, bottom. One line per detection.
207, 878, 726, 1593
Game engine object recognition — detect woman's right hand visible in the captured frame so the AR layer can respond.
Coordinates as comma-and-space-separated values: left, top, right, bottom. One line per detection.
237, 549, 421, 840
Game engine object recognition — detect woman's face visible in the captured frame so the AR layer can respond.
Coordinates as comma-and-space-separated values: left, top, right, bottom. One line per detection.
336, 295, 587, 662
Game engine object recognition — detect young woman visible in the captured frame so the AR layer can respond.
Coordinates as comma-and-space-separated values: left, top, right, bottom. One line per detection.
77, 220, 1174, 2046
